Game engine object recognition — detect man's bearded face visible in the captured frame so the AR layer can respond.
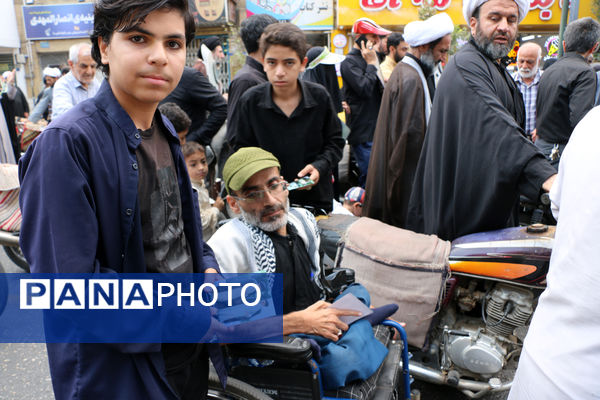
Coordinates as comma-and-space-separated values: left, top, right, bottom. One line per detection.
240, 198, 290, 232
473, 22, 516, 60
393, 41, 409, 63
517, 46, 541, 79
518, 64, 538, 79
470, 0, 519, 60
420, 49, 436, 73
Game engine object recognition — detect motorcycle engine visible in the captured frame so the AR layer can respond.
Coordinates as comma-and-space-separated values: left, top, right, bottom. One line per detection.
446, 325, 507, 375
484, 283, 534, 339
444, 283, 535, 376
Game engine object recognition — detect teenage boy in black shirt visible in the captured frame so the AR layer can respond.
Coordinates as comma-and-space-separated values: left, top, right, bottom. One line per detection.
229, 23, 344, 213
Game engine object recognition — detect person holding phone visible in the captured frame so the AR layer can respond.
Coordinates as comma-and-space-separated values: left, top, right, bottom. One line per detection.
340, 18, 390, 187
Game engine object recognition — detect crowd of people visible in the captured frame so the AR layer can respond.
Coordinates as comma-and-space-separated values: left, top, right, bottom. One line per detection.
2, 0, 600, 397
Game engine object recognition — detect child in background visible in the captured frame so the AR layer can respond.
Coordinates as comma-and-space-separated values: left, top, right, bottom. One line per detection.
183, 141, 224, 240
158, 101, 190, 145
331, 186, 364, 217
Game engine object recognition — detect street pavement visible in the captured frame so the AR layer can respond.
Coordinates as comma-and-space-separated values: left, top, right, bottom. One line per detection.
0, 248, 54, 400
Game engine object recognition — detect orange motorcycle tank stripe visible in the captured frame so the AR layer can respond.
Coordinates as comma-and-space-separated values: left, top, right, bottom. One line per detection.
450, 260, 538, 280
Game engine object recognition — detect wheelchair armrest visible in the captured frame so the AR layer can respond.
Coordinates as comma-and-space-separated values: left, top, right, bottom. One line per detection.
227, 336, 313, 363
322, 268, 355, 299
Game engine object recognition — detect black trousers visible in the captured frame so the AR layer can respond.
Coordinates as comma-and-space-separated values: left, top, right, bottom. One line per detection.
163, 343, 209, 400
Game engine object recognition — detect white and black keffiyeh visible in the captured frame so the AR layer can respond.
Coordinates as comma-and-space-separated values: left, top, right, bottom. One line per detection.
241, 219, 277, 273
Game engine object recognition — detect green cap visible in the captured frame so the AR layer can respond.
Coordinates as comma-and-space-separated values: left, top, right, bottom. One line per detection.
223, 147, 281, 193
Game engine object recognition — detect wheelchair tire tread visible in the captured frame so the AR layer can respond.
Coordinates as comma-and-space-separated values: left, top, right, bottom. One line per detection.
207, 372, 273, 400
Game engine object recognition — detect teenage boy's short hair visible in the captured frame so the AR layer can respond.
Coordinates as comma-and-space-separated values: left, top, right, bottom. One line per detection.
91, 0, 196, 76
259, 23, 308, 60
182, 141, 205, 158
159, 102, 191, 133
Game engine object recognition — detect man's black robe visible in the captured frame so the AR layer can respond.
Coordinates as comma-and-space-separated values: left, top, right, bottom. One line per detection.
406, 41, 556, 241
364, 61, 427, 228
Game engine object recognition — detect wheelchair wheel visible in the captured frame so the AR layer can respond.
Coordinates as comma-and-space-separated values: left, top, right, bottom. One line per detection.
207, 372, 272, 400
4, 246, 29, 272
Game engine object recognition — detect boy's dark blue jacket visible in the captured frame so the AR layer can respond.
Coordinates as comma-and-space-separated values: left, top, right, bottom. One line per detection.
18, 80, 219, 399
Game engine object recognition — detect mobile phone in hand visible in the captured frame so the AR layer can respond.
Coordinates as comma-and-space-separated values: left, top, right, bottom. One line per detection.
287, 176, 314, 191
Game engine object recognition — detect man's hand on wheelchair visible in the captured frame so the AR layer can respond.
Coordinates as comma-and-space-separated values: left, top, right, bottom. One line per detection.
285, 300, 361, 342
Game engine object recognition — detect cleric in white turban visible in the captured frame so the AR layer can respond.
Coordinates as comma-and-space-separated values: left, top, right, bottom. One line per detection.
407, 0, 556, 246
403, 13, 454, 48
463, 0, 530, 23
362, 12, 454, 228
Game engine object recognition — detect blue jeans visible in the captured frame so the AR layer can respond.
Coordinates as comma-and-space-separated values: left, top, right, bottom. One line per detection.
352, 142, 372, 188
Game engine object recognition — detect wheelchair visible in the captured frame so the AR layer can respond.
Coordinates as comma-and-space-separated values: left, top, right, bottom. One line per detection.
206, 267, 413, 400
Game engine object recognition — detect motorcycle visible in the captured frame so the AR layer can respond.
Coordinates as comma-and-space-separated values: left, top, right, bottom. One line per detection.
318, 209, 554, 399
409, 223, 553, 398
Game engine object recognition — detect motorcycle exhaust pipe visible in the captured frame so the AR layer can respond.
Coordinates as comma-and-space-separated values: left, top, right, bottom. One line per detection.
408, 361, 512, 399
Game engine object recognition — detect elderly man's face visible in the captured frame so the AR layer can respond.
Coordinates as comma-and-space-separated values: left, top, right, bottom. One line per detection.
517, 44, 541, 79
470, 0, 518, 60
69, 47, 97, 87
229, 167, 289, 233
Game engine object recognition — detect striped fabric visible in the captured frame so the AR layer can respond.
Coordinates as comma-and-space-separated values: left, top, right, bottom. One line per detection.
0, 188, 21, 232
0, 164, 22, 232
512, 70, 542, 136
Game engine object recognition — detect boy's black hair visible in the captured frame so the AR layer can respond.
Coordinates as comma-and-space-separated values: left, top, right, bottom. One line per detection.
260, 23, 308, 60
91, 0, 196, 76
158, 102, 191, 133
241, 14, 278, 54
182, 141, 205, 158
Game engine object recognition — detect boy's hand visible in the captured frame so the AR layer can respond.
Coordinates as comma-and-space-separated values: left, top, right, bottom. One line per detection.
296, 164, 319, 189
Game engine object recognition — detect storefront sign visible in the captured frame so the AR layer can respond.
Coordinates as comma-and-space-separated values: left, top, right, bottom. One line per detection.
333, 33, 348, 48
338, 0, 592, 26
189, 0, 228, 26
22, 4, 94, 40
544, 35, 559, 59
246, 0, 333, 30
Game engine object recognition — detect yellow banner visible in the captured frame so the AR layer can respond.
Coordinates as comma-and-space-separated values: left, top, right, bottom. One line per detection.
337, 0, 594, 27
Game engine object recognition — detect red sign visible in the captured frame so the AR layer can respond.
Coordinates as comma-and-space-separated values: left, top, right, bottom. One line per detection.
529, 0, 555, 20
411, 0, 451, 11
360, 0, 402, 11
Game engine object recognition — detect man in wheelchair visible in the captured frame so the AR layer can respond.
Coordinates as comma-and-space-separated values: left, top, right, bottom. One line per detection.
208, 148, 399, 394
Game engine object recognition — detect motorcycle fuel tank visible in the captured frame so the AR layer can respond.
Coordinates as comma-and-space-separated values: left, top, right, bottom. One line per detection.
449, 225, 554, 288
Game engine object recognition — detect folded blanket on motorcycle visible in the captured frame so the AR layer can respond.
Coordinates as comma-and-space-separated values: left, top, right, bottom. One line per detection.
335, 217, 450, 348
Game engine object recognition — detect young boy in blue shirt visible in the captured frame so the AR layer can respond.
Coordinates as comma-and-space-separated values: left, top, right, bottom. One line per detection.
19, 0, 219, 398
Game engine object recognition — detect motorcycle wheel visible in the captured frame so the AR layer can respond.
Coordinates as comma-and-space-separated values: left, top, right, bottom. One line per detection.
207, 372, 272, 400
4, 246, 29, 272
